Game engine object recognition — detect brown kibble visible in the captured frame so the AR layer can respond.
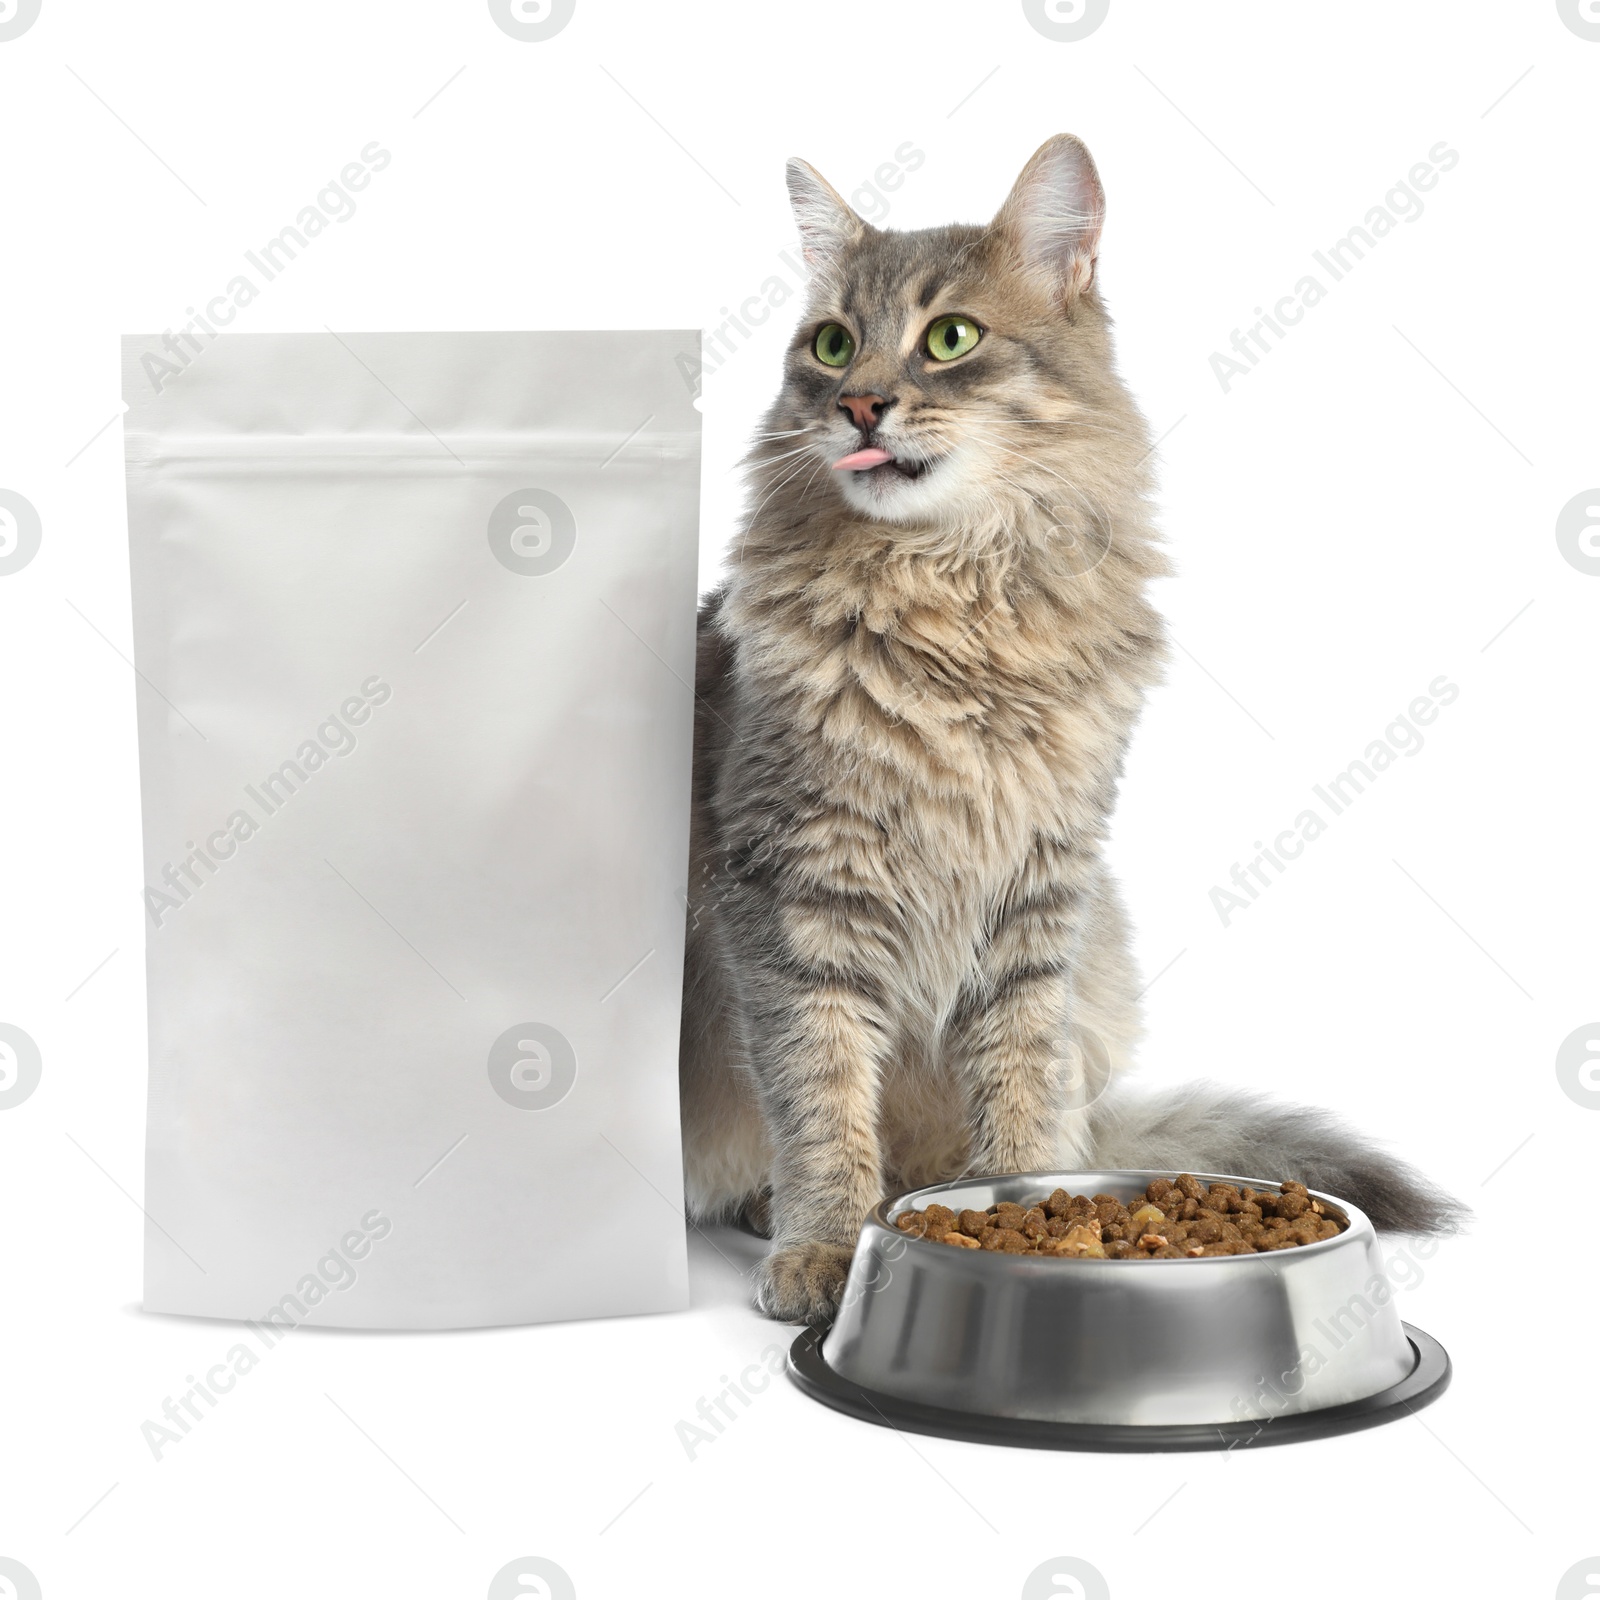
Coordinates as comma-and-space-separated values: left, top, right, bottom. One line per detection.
895, 1175, 1353, 1261
981, 1227, 1030, 1253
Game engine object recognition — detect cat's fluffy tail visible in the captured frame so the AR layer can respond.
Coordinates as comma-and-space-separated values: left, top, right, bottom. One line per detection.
1085, 1080, 1469, 1234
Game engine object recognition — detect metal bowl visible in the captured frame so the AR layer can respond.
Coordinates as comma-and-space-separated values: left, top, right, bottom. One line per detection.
788, 1170, 1450, 1451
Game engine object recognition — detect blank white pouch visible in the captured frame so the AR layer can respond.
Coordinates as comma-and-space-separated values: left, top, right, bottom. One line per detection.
122, 331, 699, 1328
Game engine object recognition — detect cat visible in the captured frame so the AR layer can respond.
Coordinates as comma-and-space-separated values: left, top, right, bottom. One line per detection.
679, 134, 1464, 1325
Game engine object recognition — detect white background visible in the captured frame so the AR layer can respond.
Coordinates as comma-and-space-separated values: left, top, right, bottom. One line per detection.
2, 2, 1597, 1597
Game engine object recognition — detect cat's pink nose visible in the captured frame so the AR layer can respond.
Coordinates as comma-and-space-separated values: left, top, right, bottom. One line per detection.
838, 393, 890, 432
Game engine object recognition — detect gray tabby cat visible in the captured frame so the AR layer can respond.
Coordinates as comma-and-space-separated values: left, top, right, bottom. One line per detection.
680, 135, 1463, 1324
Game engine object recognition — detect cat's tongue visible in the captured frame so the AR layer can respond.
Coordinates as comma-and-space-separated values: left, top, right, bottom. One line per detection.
832, 447, 895, 471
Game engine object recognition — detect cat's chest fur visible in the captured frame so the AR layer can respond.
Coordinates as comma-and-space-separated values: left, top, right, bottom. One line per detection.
730, 544, 1151, 892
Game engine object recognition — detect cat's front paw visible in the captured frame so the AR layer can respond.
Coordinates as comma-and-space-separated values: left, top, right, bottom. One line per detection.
753, 1240, 855, 1325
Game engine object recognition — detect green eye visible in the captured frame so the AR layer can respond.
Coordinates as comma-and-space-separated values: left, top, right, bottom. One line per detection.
926, 315, 981, 361
814, 323, 855, 367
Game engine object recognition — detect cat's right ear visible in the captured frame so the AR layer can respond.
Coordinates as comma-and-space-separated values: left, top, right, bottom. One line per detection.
786, 160, 865, 276
993, 134, 1106, 301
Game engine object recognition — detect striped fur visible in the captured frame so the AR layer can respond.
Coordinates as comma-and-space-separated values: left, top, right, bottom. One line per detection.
679, 137, 1462, 1324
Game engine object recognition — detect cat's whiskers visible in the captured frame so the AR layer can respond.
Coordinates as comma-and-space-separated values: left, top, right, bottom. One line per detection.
973, 425, 1116, 558
748, 442, 825, 471
739, 449, 831, 556
749, 455, 822, 516
794, 455, 830, 509
978, 423, 1113, 513
989, 414, 1147, 448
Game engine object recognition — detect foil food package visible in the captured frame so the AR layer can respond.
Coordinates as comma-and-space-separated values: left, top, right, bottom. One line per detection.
121, 330, 699, 1328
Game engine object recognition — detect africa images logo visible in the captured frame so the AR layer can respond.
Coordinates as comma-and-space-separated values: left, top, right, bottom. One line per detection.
488, 0, 575, 42
0, 1023, 43, 1111
1023, 0, 1109, 42
1557, 0, 1600, 41
0, 0, 42, 43
488, 488, 576, 576
488, 1023, 577, 1111
1556, 489, 1600, 575
0, 489, 42, 576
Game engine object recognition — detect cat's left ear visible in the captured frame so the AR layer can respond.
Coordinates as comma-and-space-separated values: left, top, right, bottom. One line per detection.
993, 134, 1105, 300
786, 159, 865, 276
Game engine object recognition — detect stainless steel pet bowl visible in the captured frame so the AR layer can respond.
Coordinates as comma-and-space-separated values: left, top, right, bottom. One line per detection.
788, 1170, 1450, 1451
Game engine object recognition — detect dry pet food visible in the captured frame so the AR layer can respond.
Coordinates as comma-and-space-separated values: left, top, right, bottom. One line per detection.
894, 1176, 1347, 1258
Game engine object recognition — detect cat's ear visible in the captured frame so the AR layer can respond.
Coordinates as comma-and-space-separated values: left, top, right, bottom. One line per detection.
786, 159, 865, 276
992, 134, 1105, 300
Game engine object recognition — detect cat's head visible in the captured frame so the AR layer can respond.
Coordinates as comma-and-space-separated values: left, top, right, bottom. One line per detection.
764, 135, 1143, 542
